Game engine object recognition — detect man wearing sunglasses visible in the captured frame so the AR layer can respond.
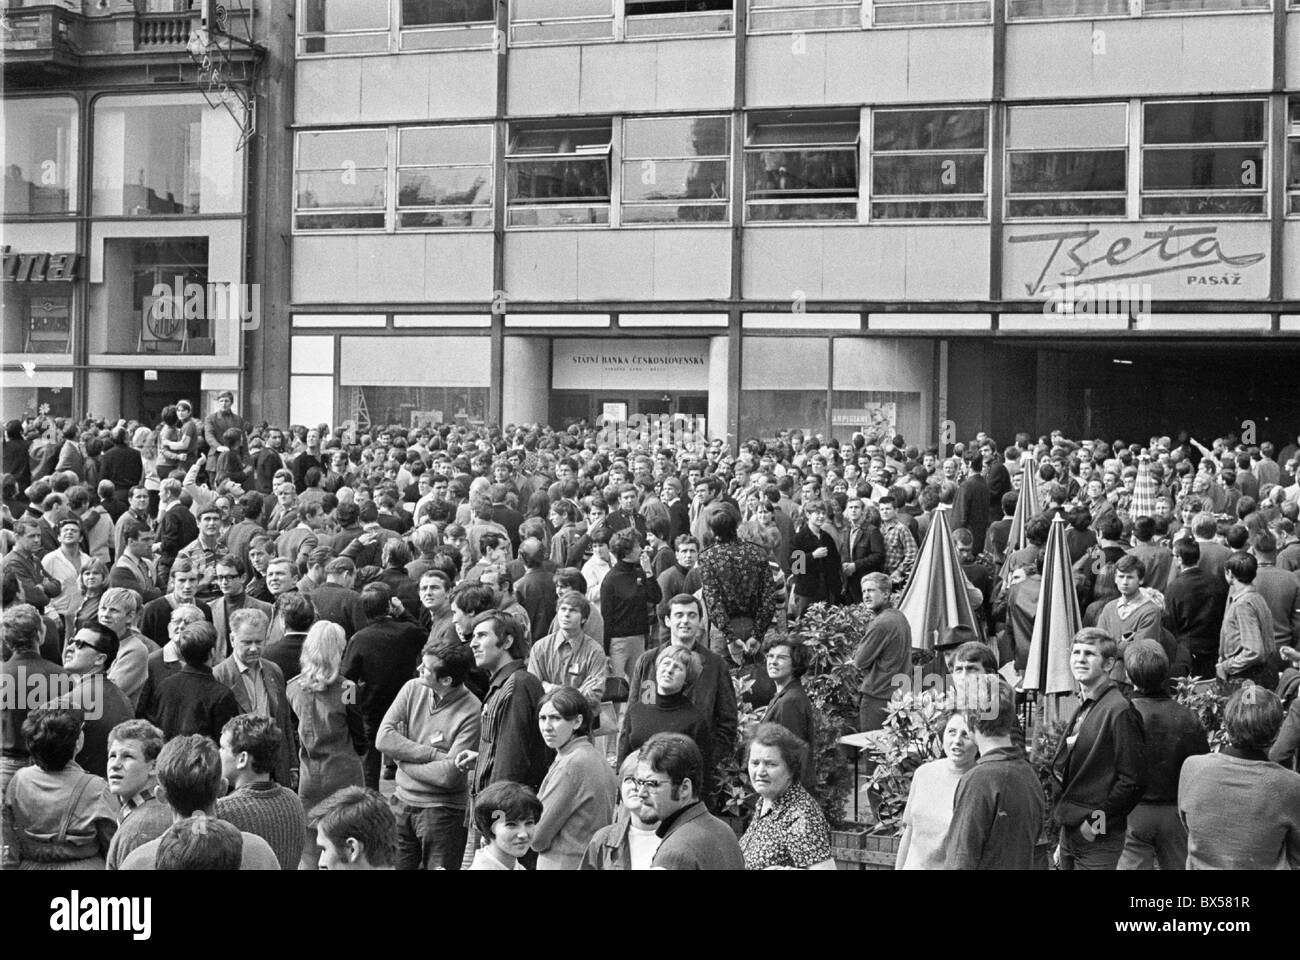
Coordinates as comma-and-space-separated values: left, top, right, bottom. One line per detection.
53, 621, 133, 779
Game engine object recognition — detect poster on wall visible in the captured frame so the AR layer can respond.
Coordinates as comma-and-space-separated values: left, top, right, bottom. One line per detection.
601, 402, 628, 423
831, 403, 896, 444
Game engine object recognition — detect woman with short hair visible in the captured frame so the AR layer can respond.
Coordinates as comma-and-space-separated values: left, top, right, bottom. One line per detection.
531, 687, 618, 871
617, 645, 711, 795
739, 723, 834, 871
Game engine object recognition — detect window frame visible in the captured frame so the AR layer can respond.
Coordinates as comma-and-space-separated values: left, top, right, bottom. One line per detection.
868, 0, 992, 28
1, 95, 80, 219
746, 0, 864, 35
293, 123, 496, 234
507, 0, 617, 47
1005, 0, 1270, 24
622, 0, 737, 40
743, 110, 862, 225
1003, 102, 1129, 222
399, 0, 499, 52
297, 0, 394, 57
395, 124, 496, 231
619, 114, 733, 227
505, 117, 616, 229
1287, 99, 1300, 218
867, 105, 990, 224
1139, 97, 1269, 220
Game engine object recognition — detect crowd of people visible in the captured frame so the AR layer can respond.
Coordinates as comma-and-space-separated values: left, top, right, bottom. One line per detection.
1, 395, 1298, 871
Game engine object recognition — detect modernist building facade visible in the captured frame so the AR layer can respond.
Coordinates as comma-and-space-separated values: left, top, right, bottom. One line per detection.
5, 1, 1300, 449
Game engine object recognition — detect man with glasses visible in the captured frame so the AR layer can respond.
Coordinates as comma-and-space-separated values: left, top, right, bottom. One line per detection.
631, 732, 743, 870
53, 621, 133, 779
210, 555, 273, 664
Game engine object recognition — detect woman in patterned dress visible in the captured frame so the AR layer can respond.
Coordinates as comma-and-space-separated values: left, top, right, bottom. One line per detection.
738, 723, 834, 870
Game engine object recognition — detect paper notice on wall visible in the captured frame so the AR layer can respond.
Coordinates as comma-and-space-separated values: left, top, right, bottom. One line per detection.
831, 403, 896, 443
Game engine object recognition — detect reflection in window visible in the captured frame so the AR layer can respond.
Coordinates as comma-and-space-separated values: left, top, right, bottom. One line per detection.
400, 0, 496, 49
1006, 103, 1127, 219
745, 110, 859, 222
621, 116, 730, 224
92, 95, 242, 217
89, 238, 214, 356
509, 0, 616, 44
398, 125, 493, 228
295, 129, 388, 230
1006, 0, 1126, 19
299, 0, 390, 54
341, 385, 489, 431
625, 0, 733, 37
870, 108, 987, 220
741, 390, 826, 441
3, 98, 78, 215
870, 0, 989, 25
506, 119, 612, 226
3, 284, 73, 355
1141, 100, 1267, 217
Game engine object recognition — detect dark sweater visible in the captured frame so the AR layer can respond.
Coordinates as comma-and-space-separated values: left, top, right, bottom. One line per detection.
618, 691, 713, 794
341, 616, 427, 727
945, 747, 1045, 870
1129, 694, 1209, 803
151, 664, 242, 741
1164, 567, 1228, 657
600, 560, 662, 641
216, 781, 307, 871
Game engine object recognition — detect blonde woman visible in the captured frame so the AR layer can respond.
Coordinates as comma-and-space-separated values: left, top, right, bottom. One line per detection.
285, 621, 366, 869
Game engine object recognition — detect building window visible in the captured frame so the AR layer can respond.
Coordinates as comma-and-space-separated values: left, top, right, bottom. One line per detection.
294, 130, 388, 231
745, 110, 859, 222
1141, 99, 1267, 217
1142, 0, 1269, 13
89, 238, 215, 356
509, 0, 616, 45
870, 0, 990, 25
299, 0, 391, 55
506, 119, 612, 227
92, 94, 243, 217
624, 0, 734, 37
3, 97, 78, 216
400, 0, 497, 50
621, 116, 730, 225
747, 0, 861, 33
1006, 0, 1127, 19
1006, 103, 1127, 219
1288, 100, 1300, 216
870, 108, 987, 220
3, 284, 73, 356
397, 126, 494, 228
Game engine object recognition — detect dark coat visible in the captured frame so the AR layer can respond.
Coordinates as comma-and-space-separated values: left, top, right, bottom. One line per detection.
790, 524, 843, 603
513, 567, 558, 644
341, 616, 427, 727
310, 581, 370, 639
151, 664, 242, 741
1051, 679, 1146, 832
841, 523, 886, 604
762, 678, 817, 789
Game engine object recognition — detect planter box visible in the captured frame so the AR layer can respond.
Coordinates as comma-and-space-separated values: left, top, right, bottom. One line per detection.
833, 828, 900, 870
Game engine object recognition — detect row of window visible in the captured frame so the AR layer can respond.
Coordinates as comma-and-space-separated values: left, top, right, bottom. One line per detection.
298, 0, 1275, 53
3, 94, 244, 218
292, 99, 1296, 230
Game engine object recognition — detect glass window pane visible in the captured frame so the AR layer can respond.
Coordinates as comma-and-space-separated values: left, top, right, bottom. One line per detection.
399, 209, 493, 228
1008, 150, 1126, 194
873, 109, 986, 151
302, 0, 389, 32
509, 123, 612, 155
93, 96, 242, 216
296, 169, 387, 209
1144, 0, 1268, 12
3, 284, 73, 355
1144, 101, 1265, 145
745, 149, 858, 197
624, 117, 729, 159
748, 7, 861, 30
298, 130, 388, 169
749, 119, 859, 147
398, 167, 493, 206
871, 154, 984, 196
1143, 147, 1265, 190
1141, 196, 1265, 217
872, 1, 990, 25
621, 204, 728, 223
296, 212, 387, 230
870, 199, 985, 219
746, 201, 857, 221
1006, 103, 1127, 150
1007, 0, 1127, 18
2, 97, 78, 215
1289, 140, 1300, 190
513, 0, 613, 18
301, 32, 390, 53
622, 159, 728, 202
508, 205, 610, 226
507, 158, 610, 203
399, 126, 493, 166
1007, 197, 1127, 218
402, 0, 495, 26
88, 237, 213, 355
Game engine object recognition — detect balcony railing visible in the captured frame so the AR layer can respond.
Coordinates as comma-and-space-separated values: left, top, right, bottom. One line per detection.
136, 9, 200, 48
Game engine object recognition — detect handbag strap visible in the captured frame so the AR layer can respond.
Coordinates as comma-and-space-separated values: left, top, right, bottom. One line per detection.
55, 773, 96, 844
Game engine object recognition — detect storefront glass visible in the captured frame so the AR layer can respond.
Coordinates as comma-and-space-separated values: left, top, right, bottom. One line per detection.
87, 237, 215, 355
3, 97, 78, 215
740, 337, 829, 439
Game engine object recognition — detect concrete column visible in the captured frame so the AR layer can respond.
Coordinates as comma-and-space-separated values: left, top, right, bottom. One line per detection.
86, 371, 123, 420
708, 336, 730, 444
502, 337, 551, 426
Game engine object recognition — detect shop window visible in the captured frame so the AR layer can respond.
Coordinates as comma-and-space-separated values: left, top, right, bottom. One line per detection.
870, 0, 990, 25
1006, 103, 1127, 219
299, 0, 390, 55
741, 337, 828, 439
92, 94, 243, 217
1141, 100, 1267, 217
2, 284, 73, 355
397, 125, 494, 228
870, 107, 987, 220
621, 115, 730, 225
744, 110, 859, 222
400, 0, 497, 48
1287, 101, 1300, 216
509, 0, 616, 45
3, 97, 78, 215
340, 385, 489, 431
624, 0, 733, 37
89, 237, 215, 356
747, 0, 861, 33
506, 118, 612, 227
295, 129, 389, 231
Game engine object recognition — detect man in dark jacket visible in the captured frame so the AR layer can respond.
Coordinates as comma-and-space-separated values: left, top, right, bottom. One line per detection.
600, 529, 663, 680
149, 621, 242, 742
97, 428, 143, 506
311, 557, 370, 638
840, 498, 886, 605
952, 455, 992, 555
512, 538, 557, 645
789, 499, 842, 619
487, 484, 524, 555
156, 478, 198, 588
1052, 628, 1146, 871
636, 733, 744, 870
342, 583, 427, 789
1164, 539, 1227, 679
